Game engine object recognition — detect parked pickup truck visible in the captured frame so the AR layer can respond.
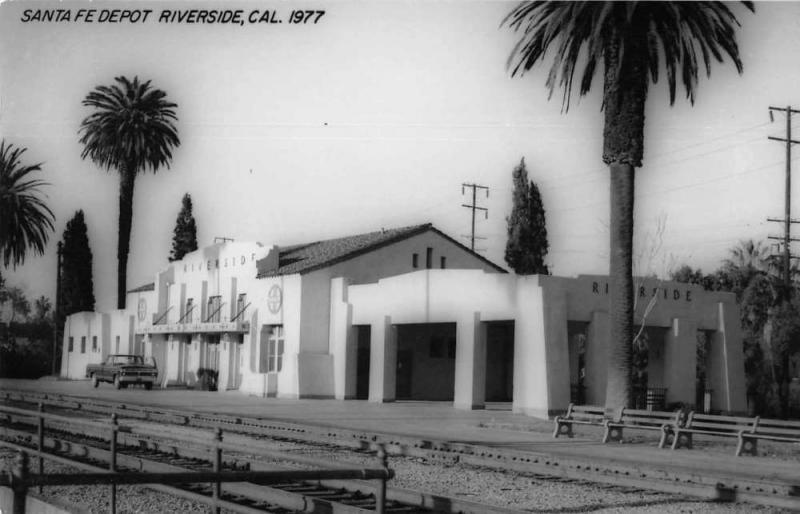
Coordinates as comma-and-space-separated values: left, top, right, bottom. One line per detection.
86, 354, 158, 390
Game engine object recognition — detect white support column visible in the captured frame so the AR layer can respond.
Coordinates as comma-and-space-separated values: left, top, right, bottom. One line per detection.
709, 301, 747, 413
664, 317, 698, 406
143, 334, 152, 358
584, 310, 609, 406
454, 312, 487, 410
218, 333, 231, 392
368, 316, 396, 403
512, 277, 568, 419
330, 278, 357, 400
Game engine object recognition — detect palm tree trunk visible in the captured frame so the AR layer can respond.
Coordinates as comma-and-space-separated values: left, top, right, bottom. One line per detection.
117, 167, 136, 309
601, 26, 647, 410
606, 163, 635, 408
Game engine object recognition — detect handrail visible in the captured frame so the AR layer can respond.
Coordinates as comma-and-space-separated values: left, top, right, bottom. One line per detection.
152, 306, 173, 326
205, 301, 226, 323
230, 302, 251, 322
178, 304, 195, 323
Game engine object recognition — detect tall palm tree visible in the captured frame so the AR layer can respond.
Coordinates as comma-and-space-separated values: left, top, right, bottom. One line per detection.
0, 141, 55, 269
79, 76, 180, 309
723, 239, 770, 298
504, 2, 752, 408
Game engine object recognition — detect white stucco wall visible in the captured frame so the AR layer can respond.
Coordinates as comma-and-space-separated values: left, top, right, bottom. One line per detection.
333, 271, 746, 418
61, 311, 105, 379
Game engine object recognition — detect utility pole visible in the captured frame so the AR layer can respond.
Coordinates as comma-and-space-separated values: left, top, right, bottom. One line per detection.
51, 241, 62, 376
767, 105, 800, 296
461, 183, 489, 251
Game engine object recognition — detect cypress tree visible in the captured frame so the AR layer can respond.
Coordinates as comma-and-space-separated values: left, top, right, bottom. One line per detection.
61, 210, 95, 315
169, 193, 198, 262
505, 158, 550, 275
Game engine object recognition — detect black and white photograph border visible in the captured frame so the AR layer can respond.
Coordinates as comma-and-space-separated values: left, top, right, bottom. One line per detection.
1, 1, 799, 513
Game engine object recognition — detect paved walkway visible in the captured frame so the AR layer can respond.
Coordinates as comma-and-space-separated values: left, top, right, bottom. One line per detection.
2, 378, 798, 486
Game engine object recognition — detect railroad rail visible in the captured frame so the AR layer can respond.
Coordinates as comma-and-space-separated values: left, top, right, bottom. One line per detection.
1, 449, 394, 514
2, 389, 800, 510
0, 403, 397, 513
0, 400, 521, 513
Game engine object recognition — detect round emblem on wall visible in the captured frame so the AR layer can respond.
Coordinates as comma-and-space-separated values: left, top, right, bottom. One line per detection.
137, 298, 147, 322
267, 285, 283, 314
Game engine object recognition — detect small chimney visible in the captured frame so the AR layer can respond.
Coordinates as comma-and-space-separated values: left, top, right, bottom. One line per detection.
256, 245, 281, 275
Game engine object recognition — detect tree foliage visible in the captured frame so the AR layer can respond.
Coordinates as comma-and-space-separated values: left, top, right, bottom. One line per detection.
79, 76, 180, 309
34, 296, 51, 322
61, 210, 95, 316
0, 140, 55, 268
169, 193, 198, 262
2, 286, 30, 323
505, 158, 549, 275
673, 239, 800, 417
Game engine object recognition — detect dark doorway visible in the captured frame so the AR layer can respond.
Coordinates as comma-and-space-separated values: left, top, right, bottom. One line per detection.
355, 325, 371, 400
395, 323, 456, 401
485, 321, 514, 402
396, 350, 413, 398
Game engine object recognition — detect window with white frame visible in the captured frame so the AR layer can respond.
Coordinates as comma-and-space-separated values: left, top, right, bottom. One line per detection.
235, 293, 246, 320
92, 336, 97, 352
80, 336, 86, 354
266, 326, 284, 372
115, 335, 120, 353
207, 295, 222, 322
184, 298, 194, 323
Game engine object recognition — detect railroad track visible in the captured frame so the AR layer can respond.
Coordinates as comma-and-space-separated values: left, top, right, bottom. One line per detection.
2, 389, 799, 510
0, 399, 521, 513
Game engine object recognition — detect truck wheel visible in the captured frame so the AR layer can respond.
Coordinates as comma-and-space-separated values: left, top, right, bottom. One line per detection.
114, 375, 122, 389
91, 374, 99, 388
145, 382, 153, 391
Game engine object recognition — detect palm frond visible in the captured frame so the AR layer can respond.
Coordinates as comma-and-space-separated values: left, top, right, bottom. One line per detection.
78, 75, 180, 174
0, 140, 55, 268
503, 1, 753, 110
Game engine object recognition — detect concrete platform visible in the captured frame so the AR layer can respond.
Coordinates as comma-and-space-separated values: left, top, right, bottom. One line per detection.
2, 378, 798, 487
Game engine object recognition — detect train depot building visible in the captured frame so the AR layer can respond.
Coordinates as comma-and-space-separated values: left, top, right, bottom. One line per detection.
61, 224, 747, 418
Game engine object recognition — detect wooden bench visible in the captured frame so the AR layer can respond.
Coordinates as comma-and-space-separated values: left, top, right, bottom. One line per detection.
737, 417, 800, 456
553, 404, 611, 438
671, 412, 759, 455
603, 408, 684, 447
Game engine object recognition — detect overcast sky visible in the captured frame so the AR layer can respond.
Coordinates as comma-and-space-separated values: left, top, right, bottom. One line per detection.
1, 1, 798, 312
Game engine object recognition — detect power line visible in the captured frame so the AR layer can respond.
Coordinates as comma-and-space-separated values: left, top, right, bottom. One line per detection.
461, 183, 489, 251
526, 122, 775, 191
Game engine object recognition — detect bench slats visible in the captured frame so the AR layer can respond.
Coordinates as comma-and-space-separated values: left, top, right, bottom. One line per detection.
672, 411, 800, 456
683, 421, 754, 432
555, 405, 799, 456
553, 404, 610, 439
